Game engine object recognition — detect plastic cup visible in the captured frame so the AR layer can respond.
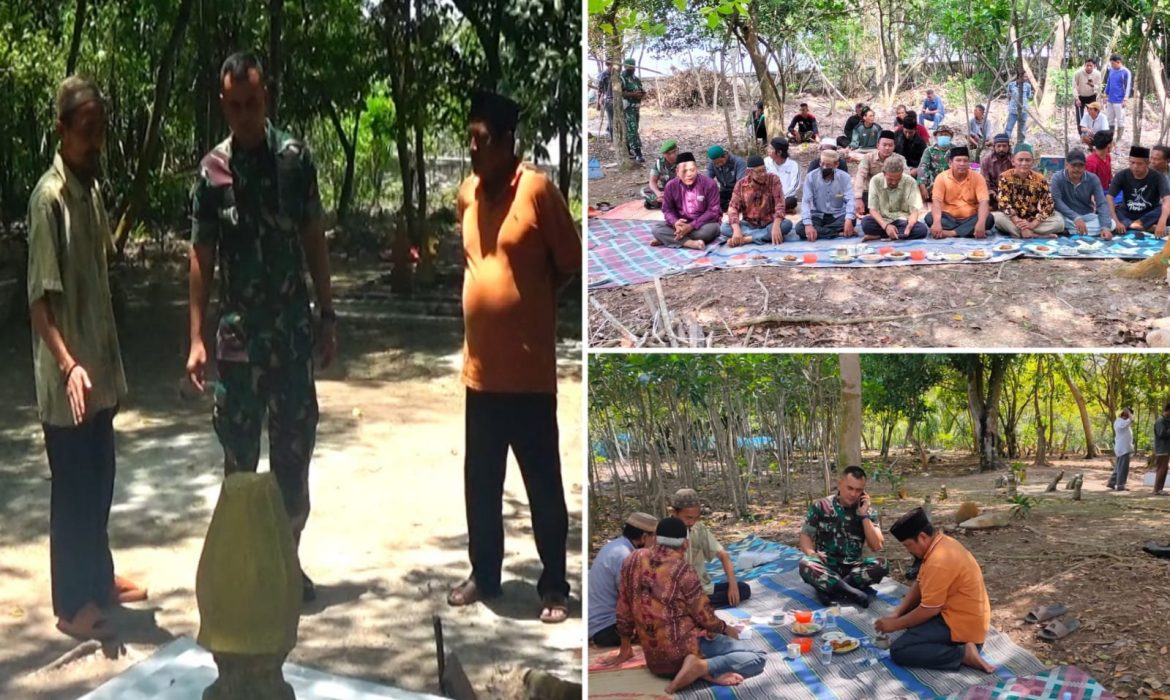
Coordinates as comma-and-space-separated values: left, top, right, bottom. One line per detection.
787, 643, 801, 659
879, 246, 894, 255
802, 253, 818, 264
910, 249, 926, 261
739, 626, 754, 640
771, 613, 786, 625
797, 637, 814, 653
794, 610, 813, 624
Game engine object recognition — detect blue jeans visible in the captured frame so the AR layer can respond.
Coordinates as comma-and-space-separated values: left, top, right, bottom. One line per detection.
918, 112, 943, 130
699, 635, 767, 678
1064, 213, 1104, 236
1005, 109, 1027, 141
720, 220, 793, 244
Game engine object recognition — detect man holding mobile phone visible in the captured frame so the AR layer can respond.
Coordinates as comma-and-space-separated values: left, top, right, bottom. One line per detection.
798, 465, 887, 608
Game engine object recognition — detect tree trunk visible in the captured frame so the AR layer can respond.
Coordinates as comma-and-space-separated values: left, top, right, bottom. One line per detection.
112, 0, 195, 254
1037, 16, 1068, 124
1059, 359, 1097, 457
382, 1, 415, 294
268, 0, 284, 123
605, 23, 630, 169
838, 354, 863, 468
1033, 359, 1049, 466
66, 0, 89, 77
731, 8, 783, 151
325, 101, 360, 222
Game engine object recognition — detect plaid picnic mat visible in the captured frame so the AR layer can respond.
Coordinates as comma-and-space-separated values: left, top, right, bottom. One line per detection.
674, 538, 1054, 700
943, 664, 1119, 700
588, 219, 1160, 290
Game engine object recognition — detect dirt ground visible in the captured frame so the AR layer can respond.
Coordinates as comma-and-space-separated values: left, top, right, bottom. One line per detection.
590, 452, 1170, 697
0, 257, 583, 699
587, 95, 1169, 348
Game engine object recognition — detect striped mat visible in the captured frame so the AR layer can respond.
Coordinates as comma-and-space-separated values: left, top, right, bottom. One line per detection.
587, 218, 1158, 289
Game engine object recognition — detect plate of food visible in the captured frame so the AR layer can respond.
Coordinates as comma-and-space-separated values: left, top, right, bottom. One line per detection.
994, 242, 1020, 253
859, 253, 883, 264
966, 249, 990, 261
1076, 240, 1103, 251
791, 621, 824, 635
942, 252, 966, 262
884, 250, 909, 261
1058, 247, 1081, 256
821, 631, 860, 654
829, 255, 855, 264
1031, 244, 1055, 255
778, 254, 802, 265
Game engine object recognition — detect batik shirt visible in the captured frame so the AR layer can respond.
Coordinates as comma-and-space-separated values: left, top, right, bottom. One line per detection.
191, 121, 324, 365
616, 546, 727, 676
801, 495, 879, 565
997, 170, 1056, 221
727, 173, 785, 228
917, 144, 951, 193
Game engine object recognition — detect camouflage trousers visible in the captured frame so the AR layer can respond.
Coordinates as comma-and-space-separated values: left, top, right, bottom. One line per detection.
213, 354, 319, 544
624, 104, 642, 152
798, 553, 888, 594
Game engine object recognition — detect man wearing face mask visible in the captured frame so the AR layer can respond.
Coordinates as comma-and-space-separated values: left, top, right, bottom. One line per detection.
620, 58, 647, 163
853, 131, 898, 215
652, 152, 722, 249
990, 144, 1065, 238
721, 155, 792, 246
894, 116, 928, 175
979, 134, 1014, 210
917, 125, 955, 200
28, 76, 146, 641
705, 145, 747, 212
800, 149, 857, 241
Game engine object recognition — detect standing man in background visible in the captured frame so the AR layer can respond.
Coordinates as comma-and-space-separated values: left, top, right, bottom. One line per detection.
1153, 403, 1170, 496
187, 52, 335, 603
447, 91, 581, 623
1104, 54, 1132, 147
620, 59, 646, 163
1107, 408, 1134, 491
1074, 59, 1102, 125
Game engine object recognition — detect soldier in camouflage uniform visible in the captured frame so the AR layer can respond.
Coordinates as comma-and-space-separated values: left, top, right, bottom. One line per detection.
186, 52, 336, 603
620, 58, 645, 163
798, 465, 888, 608
642, 139, 679, 208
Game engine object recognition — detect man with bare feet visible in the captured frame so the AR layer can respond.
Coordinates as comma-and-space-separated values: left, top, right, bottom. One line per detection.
925, 147, 995, 238
607, 517, 766, 693
650, 152, 722, 249
990, 144, 1065, 238
876, 508, 996, 674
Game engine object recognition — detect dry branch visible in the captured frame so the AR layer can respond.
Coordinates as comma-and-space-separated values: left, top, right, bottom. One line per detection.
724, 293, 992, 330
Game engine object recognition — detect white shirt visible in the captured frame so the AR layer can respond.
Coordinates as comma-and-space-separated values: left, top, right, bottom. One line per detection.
1114, 416, 1133, 455
1079, 111, 1110, 133
766, 156, 801, 200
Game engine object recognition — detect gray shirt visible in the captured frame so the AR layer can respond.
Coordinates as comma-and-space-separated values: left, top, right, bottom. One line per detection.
801, 168, 856, 224
706, 154, 747, 192
1050, 169, 1111, 229
587, 537, 636, 636
968, 116, 994, 141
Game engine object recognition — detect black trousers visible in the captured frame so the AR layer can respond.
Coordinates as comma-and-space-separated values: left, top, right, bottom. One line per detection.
465, 389, 569, 599
591, 624, 621, 647
708, 580, 752, 608
44, 407, 118, 619
924, 211, 996, 238
891, 615, 979, 671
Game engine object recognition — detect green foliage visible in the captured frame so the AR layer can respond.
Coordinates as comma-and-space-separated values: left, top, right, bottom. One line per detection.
870, 465, 907, 497
1011, 461, 1027, 484
1009, 494, 1035, 519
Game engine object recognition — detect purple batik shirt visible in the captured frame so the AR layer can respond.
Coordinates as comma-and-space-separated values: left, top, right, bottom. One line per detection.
662, 174, 722, 228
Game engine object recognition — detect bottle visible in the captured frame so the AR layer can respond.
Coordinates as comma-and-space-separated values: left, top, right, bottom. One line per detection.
1061, 694, 1072, 700
819, 640, 833, 665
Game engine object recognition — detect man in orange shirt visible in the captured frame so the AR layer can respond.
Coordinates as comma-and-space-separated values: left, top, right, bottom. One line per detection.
925, 147, 996, 238
446, 92, 581, 624
875, 508, 996, 674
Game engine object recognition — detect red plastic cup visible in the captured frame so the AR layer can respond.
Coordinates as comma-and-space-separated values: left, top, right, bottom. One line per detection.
802, 253, 818, 264
879, 246, 894, 255
794, 610, 813, 624
910, 250, 926, 261
796, 637, 814, 653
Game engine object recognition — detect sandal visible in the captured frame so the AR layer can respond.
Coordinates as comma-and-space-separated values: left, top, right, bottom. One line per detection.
56, 602, 114, 641
1024, 603, 1067, 624
1142, 542, 1170, 559
110, 575, 148, 604
1037, 618, 1081, 641
540, 594, 569, 624
447, 578, 498, 607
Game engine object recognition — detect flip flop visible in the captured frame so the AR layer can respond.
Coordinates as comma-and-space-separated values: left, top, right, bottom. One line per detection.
56, 602, 114, 641
1037, 618, 1081, 641
1142, 542, 1170, 558
447, 578, 499, 607
1024, 603, 1067, 624
540, 594, 569, 624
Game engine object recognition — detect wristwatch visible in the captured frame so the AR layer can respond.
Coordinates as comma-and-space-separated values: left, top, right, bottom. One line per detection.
320, 307, 337, 323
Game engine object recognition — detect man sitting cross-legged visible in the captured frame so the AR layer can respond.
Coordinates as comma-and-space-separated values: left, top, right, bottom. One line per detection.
798, 465, 887, 608
721, 155, 793, 246
670, 488, 750, 608
979, 133, 1013, 209
787, 103, 820, 143
861, 154, 929, 241
875, 508, 996, 675
1050, 148, 1112, 238
894, 116, 928, 176
926, 147, 996, 238
650, 152, 721, 250
1108, 145, 1170, 238
853, 130, 898, 215
765, 137, 801, 212
608, 517, 767, 694
706, 145, 747, 212
642, 139, 679, 209
588, 512, 657, 647
800, 148, 857, 241
990, 144, 1065, 238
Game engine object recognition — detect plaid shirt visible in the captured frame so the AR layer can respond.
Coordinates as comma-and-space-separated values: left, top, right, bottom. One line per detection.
728, 173, 785, 227
997, 169, 1056, 220
616, 545, 727, 676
